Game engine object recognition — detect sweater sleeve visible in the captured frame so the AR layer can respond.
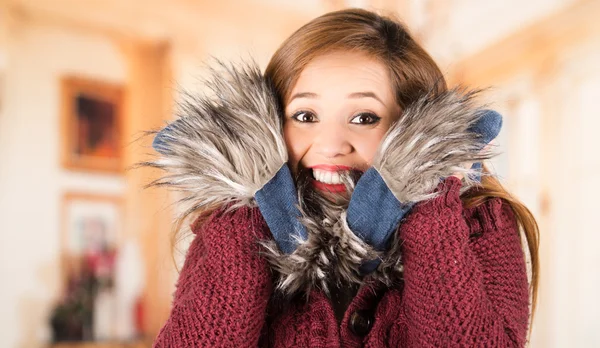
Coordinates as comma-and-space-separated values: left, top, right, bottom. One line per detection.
399, 176, 530, 347
153, 206, 273, 348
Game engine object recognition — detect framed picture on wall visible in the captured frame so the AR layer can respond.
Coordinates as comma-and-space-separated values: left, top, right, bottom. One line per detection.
60, 76, 124, 173
55, 193, 125, 341
60, 193, 123, 285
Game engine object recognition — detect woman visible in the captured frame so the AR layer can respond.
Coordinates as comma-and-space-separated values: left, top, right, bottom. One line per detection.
148, 8, 539, 347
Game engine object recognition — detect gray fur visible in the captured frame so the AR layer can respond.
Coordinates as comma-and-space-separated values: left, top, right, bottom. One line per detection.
259, 181, 376, 296
142, 59, 287, 219
259, 189, 405, 296
373, 89, 497, 203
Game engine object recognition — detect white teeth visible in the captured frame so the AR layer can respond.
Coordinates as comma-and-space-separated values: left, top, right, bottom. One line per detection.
331, 172, 340, 184
314, 169, 323, 182
313, 169, 348, 184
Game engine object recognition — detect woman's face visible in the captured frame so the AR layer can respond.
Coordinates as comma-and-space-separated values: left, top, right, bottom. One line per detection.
283, 51, 401, 193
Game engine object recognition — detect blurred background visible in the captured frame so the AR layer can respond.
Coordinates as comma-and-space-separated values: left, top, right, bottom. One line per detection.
0, 0, 599, 347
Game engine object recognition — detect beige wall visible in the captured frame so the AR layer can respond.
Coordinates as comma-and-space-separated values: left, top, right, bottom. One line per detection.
447, 1, 600, 346
0, 11, 127, 348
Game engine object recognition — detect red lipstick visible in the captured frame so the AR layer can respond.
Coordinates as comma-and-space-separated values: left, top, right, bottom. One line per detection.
311, 180, 347, 193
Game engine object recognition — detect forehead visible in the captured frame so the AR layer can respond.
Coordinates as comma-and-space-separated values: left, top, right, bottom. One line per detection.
289, 51, 394, 100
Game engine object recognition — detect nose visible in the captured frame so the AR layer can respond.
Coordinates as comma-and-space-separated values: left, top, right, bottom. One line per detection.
313, 125, 353, 158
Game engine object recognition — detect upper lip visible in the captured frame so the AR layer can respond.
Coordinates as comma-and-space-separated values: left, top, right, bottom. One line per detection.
309, 164, 353, 171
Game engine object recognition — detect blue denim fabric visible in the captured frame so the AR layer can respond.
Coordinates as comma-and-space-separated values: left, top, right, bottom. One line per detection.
470, 110, 503, 145
152, 121, 180, 155
468, 110, 503, 181
347, 168, 414, 274
348, 168, 413, 249
255, 165, 308, 254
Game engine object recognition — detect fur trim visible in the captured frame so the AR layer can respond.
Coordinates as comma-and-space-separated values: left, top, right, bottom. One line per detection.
142, 59, 287, 219
374, 89, 497, 203
259, 180, 372, 296
259, 214, 404, 297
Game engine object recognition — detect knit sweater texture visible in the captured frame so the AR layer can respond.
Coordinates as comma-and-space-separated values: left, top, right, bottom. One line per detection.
153, 176, 530, 347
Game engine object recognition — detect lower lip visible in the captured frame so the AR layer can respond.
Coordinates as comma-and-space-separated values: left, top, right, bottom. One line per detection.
311, 178, 347, 193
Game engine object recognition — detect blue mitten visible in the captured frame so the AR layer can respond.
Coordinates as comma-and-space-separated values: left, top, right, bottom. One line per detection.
467, 110, 502, 181
347, 92, 502, 274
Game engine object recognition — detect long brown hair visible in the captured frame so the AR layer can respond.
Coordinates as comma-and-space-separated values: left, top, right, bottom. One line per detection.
264, 8, 539, 320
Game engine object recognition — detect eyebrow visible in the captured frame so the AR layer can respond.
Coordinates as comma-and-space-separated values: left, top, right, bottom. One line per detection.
289, 92, 318, 102
348, 91, 385, 106
288, 91, 386, 106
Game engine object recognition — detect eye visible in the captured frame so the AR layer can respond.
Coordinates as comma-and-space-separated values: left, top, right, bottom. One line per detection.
291, 110, 317, 123
350, 112, 381, 125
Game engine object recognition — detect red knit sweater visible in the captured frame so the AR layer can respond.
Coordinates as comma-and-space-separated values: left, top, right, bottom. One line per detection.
153, 177, 530, 347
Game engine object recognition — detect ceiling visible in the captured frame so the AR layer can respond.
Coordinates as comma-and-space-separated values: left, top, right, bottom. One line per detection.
6, 0, 327, 43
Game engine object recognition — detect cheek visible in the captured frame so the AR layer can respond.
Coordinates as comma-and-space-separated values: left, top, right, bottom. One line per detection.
353, 129, 388, 165
283, 123, 311, 172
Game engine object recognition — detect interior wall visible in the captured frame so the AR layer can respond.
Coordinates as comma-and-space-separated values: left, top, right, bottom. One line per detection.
544, 39, 600, 347
0, 13, 127, 348
416, 0, 577, 66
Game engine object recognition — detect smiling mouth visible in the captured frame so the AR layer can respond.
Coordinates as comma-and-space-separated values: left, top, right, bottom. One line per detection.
308, 166, 365, 194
